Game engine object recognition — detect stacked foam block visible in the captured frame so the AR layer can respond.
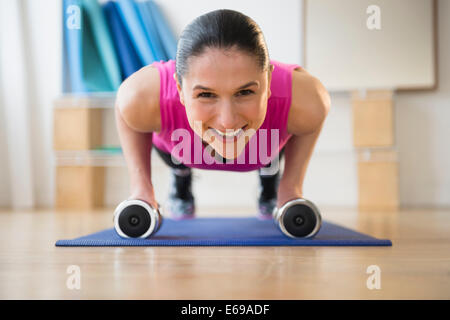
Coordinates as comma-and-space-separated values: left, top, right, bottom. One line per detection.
53, 95, 114, 209
352, 90, 399, 210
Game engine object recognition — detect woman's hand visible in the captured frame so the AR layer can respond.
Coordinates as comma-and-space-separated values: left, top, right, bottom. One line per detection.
276, 180, 303, 209
128, 182, 160, 211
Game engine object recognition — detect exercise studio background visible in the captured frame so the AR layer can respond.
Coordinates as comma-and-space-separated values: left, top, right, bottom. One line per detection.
0, 0, 448, 211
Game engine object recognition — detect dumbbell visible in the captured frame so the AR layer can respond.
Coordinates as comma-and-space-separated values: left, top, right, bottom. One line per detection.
113, 199, 163, 238
272, 198, 322, 238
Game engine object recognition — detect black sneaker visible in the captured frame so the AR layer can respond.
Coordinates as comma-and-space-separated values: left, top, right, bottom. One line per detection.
165, 168, 196, 220
258, 196, 277, 220
257, 170, 280, 220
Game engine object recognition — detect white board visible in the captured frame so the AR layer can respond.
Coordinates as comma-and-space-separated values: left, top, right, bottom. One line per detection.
305, 0, 435, 92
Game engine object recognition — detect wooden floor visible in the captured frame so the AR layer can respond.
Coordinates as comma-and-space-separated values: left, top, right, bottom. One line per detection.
0, 206, 449, 299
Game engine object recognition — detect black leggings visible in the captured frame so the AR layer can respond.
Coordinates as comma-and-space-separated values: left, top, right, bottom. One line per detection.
153, 144, 285, 172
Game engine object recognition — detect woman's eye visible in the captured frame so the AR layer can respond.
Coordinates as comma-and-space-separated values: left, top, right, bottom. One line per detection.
197, 90, 254, 98
198, 92, 215, 98
237, 90, 254, 96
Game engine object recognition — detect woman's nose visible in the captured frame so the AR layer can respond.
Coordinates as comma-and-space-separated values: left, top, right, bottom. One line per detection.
216, 103, 238, 131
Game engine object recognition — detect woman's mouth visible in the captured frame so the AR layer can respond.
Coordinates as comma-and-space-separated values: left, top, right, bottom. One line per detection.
209, 125, 248, 143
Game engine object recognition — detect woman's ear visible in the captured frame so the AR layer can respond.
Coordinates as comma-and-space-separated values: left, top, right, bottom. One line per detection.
173, 73, 185, 105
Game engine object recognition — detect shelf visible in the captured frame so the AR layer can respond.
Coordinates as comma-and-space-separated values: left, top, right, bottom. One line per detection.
53, 92, 117, 109
54, 147, 125, 167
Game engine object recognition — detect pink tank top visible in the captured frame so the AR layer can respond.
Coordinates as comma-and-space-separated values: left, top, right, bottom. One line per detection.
150, 59, 301, 172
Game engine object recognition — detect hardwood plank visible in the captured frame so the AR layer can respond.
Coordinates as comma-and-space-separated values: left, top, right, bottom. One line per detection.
0, 207, 448, 299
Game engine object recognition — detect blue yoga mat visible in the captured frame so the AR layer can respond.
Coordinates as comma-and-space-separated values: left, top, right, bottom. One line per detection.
55, 217, 392, 247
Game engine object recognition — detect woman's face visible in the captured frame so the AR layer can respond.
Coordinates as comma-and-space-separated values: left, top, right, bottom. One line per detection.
174, 47, 273, 159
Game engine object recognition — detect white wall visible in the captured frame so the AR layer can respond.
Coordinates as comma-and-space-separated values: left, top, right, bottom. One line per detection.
0, 0, 449, 209
153, 0, 303, 65
0, 0, 61, 208
0, 73, 12, 207
311, 0, 450, 208
25, 0, 62, 208
396, 0, 450, 207
0, 0, 38, 209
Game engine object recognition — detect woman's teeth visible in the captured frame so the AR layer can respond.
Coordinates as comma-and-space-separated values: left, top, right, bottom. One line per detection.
214, 127, 243, 137
207, 126, 246, 144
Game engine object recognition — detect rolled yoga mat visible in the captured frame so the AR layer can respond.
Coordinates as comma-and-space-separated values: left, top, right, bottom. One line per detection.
55, 217, 392, 247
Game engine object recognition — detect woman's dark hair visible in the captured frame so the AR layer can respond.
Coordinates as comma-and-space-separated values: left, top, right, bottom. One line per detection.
175, 9, 270, 87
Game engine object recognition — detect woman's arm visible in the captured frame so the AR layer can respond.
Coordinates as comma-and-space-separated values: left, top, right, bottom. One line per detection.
115, 66, 161, 209
277, 122, 326, 207
277, 69, 331, 207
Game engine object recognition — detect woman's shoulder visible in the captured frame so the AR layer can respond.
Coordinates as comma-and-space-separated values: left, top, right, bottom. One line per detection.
287, 67, 331, 135
115, 64, 161, 133
269, 59, 302, 98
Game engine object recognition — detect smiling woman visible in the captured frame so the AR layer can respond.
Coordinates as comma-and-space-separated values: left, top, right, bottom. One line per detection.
177, 47, 272, 161
115, 9, 330, 222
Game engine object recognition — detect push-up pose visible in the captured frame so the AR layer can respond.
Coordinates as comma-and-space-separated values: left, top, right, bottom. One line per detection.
115, 9, 330, 222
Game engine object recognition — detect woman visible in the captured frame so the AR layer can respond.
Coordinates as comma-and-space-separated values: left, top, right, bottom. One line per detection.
115, 9, 330, 220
